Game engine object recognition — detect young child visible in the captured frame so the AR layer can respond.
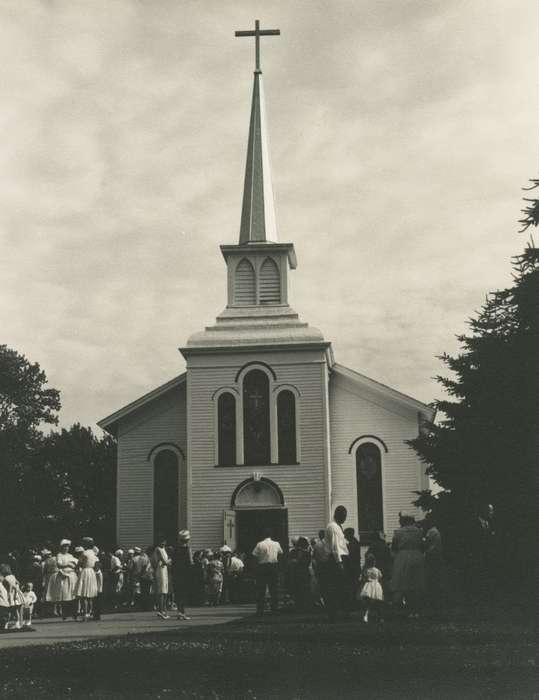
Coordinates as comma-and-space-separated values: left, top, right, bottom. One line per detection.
0, 568, 11, 630
0, 564, 25, 630
21, 583, 37, 629
358, 554, 384, 623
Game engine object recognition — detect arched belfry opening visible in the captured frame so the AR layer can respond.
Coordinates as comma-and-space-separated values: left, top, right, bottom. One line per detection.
234, 258, 256, 305
259, 257, 281, 304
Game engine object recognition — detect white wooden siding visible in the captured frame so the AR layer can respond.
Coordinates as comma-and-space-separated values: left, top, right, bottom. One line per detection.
186, 349, 330, 550
329, 371, 425, 539
117, 383, 187, 548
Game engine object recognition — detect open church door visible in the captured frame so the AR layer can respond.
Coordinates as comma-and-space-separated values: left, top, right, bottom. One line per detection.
223, 509, 237, 551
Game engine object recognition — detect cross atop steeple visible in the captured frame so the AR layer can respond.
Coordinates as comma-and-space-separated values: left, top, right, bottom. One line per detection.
235, 19, 280, 72
235, 20, 280, 244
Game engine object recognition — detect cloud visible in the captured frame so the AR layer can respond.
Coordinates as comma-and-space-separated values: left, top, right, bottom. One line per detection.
1, 0, 537, 427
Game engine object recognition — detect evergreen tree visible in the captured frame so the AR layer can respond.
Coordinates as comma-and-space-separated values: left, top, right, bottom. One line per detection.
409, 179, 539, 570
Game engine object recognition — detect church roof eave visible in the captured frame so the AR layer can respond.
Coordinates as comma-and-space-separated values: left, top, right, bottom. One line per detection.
97, 372, 186, 437
331, 363, 435, 421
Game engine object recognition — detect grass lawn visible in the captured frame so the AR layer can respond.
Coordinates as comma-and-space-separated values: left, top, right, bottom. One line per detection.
1, 602, 537, 699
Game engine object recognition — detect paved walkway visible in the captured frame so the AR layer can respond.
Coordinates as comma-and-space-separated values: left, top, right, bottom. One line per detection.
0, 605, 252, 650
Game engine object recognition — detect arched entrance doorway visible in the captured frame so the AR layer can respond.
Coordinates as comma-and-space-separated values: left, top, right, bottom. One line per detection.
232, 477, 288, 555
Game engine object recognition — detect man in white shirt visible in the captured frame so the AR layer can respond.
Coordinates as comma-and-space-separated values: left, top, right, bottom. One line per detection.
323, 505, 350, 622
252, 529, 283, 615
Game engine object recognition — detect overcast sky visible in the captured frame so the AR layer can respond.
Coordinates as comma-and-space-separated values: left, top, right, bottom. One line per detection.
1, 0, 538, 430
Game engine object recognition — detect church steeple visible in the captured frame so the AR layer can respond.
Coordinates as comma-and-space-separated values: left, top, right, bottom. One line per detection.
235, 20, 280, 244
182, 22, 328, 355
239, 70, 278, 243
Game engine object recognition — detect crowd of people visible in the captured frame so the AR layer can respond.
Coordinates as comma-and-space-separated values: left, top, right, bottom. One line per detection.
251, 506, 445, 623
1, 507, 447, 632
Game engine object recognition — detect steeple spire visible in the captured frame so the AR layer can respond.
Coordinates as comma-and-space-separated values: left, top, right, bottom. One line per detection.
235, 21, 280, 244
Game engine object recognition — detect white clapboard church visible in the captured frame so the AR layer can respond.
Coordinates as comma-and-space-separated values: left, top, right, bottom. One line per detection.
98, 23, 434, 554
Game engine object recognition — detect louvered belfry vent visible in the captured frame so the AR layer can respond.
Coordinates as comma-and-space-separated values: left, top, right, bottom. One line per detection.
259, 257, 281, 304
234, 258, 256, 305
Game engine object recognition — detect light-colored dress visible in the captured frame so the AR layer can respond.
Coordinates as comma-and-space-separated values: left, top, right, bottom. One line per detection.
4, 574, 25, 607
75, 549, 98, 599
47, 553, 79, 602
152, 547, 170, 595
359, 566, 384, 601
391, 525, 425, 593
43, 556, 59, 601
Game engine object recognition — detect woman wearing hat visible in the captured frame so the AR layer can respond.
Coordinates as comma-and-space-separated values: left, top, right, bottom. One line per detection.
172, 531, 192, 620
47, 540, 79, 620
42, 549, 59, 615
75, 537, 99, 620
151, 538, 171, 619
391, 513, 425, 617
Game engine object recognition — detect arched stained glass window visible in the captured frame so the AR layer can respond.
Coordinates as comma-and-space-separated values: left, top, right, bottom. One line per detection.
243, 369, 270, 465
259, 257, 281, 304
218, 392, 236, 466
153, 449, 179, 546
234, 258, 256, 305
277, 390, 296, 463
356, 442, 383, 540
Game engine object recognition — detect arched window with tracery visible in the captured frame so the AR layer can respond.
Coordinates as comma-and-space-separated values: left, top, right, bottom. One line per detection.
243, 369, 270, 465
356, 442, 383, 540
277, 390, 297, 463
234, 258, 256, 305
217, 392, 236, 466
153, 449, 179, 545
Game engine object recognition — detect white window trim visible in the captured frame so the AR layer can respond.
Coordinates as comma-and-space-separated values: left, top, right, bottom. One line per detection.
237, 364, 276, 465
212, 387, 241, 466
352, 436, 387, 536
273, 384, 301, 464
149, 445, 183, 545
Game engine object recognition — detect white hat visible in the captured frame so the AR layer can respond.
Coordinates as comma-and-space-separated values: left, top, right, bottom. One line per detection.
134, 546, 142, 554
220, 545, 232, 553
178, 530, 191, 541
115, 549, 124, 556
60, 539, 71, 547
127, 548, 135, 554
33, 554, 42, 561
41, 549, 51, 556
74, 546, 84, 553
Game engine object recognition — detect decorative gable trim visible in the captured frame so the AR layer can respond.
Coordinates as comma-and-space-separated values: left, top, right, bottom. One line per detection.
98, 373, 186, 436
331, 363, 435, 421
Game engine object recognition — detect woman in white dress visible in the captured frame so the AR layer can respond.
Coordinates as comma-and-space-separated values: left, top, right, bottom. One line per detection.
75, 537, 98, 620
47, 539, 79, 620
152, 539, 171, 619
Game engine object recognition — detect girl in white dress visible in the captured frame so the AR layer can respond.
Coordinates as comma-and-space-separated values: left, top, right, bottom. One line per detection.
358, 554, 384, 623
75, 537, 98, 620
47, 540, 79, 620
0, 564, 25, 630
152, 539, 171, 619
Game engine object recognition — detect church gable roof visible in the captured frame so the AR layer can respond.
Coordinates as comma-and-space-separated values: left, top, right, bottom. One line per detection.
98, 373, 186, 436
331, 363, 435, 421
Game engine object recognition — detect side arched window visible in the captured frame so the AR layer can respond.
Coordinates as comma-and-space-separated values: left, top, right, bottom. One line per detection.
356, 442, 383, 538
277, 390, 296, 463
234, 258, 256, 305
259, 257, 281, 304
153, 449, 179, 546
218, 392, 236, 466
243, 369, 270, 465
